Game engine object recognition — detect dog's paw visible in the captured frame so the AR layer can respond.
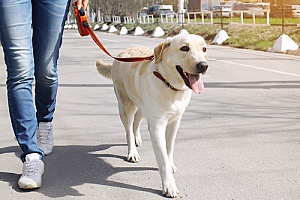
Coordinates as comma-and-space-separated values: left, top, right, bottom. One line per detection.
171, 164, 177, 173
127, 151, 141, 163
162, 181, 179, 198
135, 134, 142, 147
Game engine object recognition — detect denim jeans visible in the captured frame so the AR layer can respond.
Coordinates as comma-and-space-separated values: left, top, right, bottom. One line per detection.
0, 0, 70, 162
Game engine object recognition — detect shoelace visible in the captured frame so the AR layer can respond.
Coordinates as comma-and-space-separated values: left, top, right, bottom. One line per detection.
24, 160, 41, 176
38, 128, 52, 144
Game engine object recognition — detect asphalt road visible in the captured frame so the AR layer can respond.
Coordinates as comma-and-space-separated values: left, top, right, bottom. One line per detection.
0, 29, 300, 200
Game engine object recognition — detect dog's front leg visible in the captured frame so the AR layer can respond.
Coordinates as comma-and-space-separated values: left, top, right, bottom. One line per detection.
166, 116, 182, 173
148, 120, 179, 198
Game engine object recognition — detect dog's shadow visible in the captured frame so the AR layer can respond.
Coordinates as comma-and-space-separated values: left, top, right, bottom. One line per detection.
0, 144, 160, 198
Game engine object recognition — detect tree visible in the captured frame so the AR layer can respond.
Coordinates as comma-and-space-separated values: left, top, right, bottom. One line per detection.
87, 0, 187, 16
88, 0, 150, 16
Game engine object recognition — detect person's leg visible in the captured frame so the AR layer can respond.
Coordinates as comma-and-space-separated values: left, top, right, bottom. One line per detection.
0, 0, 43, 162
33, 0, 70, 155
0, 0, 45, 189
33, 0, 70, 122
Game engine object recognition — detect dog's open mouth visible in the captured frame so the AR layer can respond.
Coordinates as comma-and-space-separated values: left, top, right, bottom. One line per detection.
176, 65, 204, 94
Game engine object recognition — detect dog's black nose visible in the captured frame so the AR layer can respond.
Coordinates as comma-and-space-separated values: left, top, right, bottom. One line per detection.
196, 61, 208, 73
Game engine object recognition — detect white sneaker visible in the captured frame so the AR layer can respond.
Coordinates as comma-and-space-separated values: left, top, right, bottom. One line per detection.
37, 122, 54, 155
18, 153, 44, 189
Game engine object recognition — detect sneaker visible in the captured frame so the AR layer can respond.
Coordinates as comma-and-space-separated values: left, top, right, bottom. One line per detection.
18, 153, 44, 189
37, 122, 53, 155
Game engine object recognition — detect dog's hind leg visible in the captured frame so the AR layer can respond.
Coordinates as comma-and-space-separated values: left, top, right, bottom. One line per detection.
166, 117, 182, 174
133, 108, 143, 147
115, 89, 141, 163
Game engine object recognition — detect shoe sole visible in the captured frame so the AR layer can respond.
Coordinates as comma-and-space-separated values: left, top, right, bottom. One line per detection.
19, 183, 41, 189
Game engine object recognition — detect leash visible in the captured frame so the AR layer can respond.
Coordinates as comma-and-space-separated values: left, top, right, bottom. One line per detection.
74, 4, 178, 92
74, 5, 154, 63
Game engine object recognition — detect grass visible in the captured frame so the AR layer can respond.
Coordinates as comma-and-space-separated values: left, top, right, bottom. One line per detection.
214, 17, 300, 24
224, 25, 299, 53
119, 18, 300, 55
188, 16, 300, 25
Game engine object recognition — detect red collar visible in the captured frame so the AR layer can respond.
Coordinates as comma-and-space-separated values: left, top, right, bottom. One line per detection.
153, 71, 180, 92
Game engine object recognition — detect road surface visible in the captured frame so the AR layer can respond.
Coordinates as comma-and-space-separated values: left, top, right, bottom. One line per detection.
0, 30, 300, 199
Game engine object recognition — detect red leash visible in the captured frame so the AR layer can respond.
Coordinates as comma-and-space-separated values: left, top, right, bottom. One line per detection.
74, 5, 154, 62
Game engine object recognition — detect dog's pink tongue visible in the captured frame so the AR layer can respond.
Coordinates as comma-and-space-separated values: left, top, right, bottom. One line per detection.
189, 74, 204, 94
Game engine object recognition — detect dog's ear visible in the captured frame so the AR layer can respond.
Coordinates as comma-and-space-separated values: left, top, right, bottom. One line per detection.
154, 41, 170, 64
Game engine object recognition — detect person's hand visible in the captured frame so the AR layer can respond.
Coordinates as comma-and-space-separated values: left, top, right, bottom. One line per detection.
74, 0, 89, 9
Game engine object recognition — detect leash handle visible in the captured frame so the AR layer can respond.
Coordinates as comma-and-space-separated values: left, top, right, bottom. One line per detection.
73, 3, 154, 62
73, 5, 89, 36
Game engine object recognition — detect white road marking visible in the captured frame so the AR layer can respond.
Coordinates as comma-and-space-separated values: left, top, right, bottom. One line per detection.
100, 38, 118, 43
216, 59, 300, 78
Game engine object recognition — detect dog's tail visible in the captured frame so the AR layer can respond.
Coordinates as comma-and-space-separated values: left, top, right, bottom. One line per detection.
96, 59, 112, 79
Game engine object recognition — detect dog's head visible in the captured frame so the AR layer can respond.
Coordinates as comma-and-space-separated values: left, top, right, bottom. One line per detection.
154, 33, 208, 94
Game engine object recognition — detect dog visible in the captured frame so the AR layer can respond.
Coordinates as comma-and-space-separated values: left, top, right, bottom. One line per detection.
96, 33, 208, 198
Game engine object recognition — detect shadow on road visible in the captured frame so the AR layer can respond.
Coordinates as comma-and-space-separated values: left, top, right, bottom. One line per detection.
205, 81, 300, 89
2, 81, 300, 89
0, 144, 160, 198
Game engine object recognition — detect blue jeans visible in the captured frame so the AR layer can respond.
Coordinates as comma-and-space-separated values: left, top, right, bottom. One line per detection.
0, 0, 70, 162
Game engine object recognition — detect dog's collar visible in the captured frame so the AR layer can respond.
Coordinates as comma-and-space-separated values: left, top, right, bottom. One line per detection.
153, 71, 180, 92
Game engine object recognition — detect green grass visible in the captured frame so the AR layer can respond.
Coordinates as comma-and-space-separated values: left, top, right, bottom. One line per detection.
113, 17, 300, 54
194, 17, 300, 25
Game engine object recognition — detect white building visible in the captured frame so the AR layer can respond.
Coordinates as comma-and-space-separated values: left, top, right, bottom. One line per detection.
188, 0, 224, 11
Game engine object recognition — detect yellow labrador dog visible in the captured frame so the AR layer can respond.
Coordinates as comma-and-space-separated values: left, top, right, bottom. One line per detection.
96, 33, 208, 198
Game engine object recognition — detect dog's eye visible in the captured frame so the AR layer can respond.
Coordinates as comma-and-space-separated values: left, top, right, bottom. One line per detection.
180, 46, 190, 52
203, 47, 207, 52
